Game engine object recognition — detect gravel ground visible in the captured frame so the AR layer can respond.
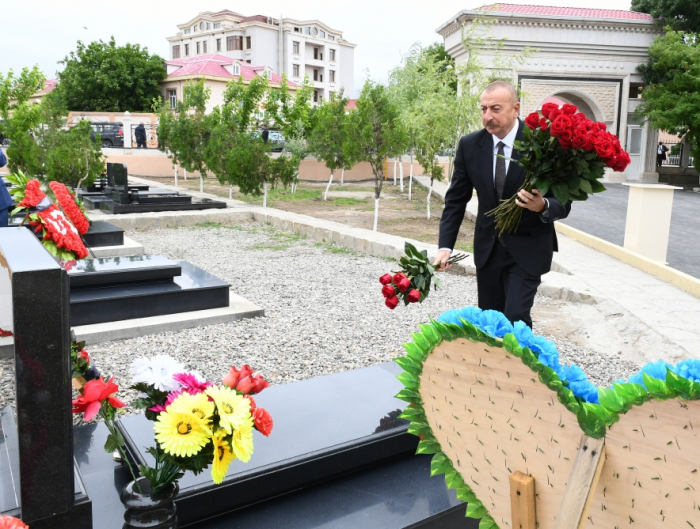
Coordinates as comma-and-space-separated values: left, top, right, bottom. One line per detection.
0, 221, 640, 421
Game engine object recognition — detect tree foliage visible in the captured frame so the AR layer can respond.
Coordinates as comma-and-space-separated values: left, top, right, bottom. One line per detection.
631, 0, 700, 32
57, 37, 166, 112
308, 91, 352, 176
637, 30, 700, 171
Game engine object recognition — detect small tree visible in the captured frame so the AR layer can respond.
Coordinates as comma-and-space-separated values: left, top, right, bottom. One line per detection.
344, 80, 406, 232
308, 92, 351, 201
158, 80, 210, 192
57, 37, 166, 112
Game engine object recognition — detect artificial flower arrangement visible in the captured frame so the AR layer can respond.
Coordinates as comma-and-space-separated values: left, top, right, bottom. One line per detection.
489, 103, 631, 235
48, 181, 90, 235
0, 515, 29, 529
7, 172, 89, 260
379, 242, 466, 309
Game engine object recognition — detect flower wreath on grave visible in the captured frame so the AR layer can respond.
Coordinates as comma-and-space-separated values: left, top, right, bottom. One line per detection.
394, 306, 700, 528
48, 181, 90, 235
488, 103, 631, 235
7, 173, 89, 260
0, 515, 29, 529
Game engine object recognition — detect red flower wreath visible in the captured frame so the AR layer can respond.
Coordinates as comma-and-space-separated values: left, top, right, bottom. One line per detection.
49, 181, 90, 235
18, 179, 46, 208
30, 205, 89, 259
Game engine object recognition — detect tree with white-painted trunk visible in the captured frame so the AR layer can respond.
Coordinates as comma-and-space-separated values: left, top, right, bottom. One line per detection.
307, 92, 354, 201
344, 80, 406, 232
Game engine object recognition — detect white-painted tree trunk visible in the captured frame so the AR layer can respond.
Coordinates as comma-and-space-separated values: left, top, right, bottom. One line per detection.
184, 169, 187, 180
399, 155, 404, 192
324, 170, 334, 201
199, 176, 203, 193
373, 198, 379, 232
229, 184, 232, 199
427, 178, 433, 220
340, 167, 344, 185
408, 155, 413, 200
393, 159, 397, 185
448, 153, 453, 183
174, 165, 178, 187
263, 181, 268, 208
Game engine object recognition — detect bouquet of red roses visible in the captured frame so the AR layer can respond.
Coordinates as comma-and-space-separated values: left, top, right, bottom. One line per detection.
488, 103, 631, 234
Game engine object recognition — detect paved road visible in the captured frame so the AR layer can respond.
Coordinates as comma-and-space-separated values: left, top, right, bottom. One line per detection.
559, 184, 700, 279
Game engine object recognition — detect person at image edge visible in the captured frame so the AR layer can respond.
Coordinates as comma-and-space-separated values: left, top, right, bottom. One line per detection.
433, 81, 572, 328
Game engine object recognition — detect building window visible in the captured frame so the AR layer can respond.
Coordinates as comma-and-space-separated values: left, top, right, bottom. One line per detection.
313, 90, 318, 103
214, 23, 221, 29
216, 38, 221, 51
320, 30, 326, 38
293, 41, 299, 54
329, 70, 335, 83
294, 27, 300, 33
168, 90, 177, 109
304, 27, 310, 34
184, 44, 190, 56
184, 29, 190, 35
172, 45, 180, 59
245, 59, 251, 63
227, 37, 234, 51
196, 42, 201, 54
329, 35, 335, 41
293, 64, 299, 77
312, 28, 318, 36
314, 47, 319, 60
233, 63, 240, 76
313, 69, 319, 81
206, 22, 211, 30
227, 36, 243, 51
246, 36, 251, 49
193, 25, 197, 33
330, 49, 336, 61
329, 91, 335, 100
267, 70, 273, 80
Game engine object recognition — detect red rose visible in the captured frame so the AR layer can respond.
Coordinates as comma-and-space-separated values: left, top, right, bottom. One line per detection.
595, 122, 607, 131
79, 349, 90, 362
0, 516, 29, 529
381, 284, 396, 298
559, 137, 573, 150
223, 365, 268, 394
613, 151, 631, 172
392, 273, 406, 285
385, 296, 400, 310
407, 289, 421, 303
594, 138, 615, 159
18, 179, 46, 208
572, 133, 587, 150
541, 102, 559, 120
524, 112, 540, 130
252, 407, 273, 436
539, 118, 548, 131
223, 365, 252, 389
379, 273, 392, 285
550, 115, 572, 138
559, 129, 573, 142
571, 112, 587, 122
548, 108, 562, 121
604, 154, 617, 168
561, 104, 578, 115
576, 120, 594, 133
72, 377, 125, 421
49, 181, 90, 235
397, 277, 411, 292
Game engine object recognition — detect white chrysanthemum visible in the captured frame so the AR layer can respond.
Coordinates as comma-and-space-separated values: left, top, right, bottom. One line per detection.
130, 355, 185, 392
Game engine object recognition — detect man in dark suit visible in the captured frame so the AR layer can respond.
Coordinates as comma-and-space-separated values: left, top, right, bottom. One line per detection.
434, 81, 571, 328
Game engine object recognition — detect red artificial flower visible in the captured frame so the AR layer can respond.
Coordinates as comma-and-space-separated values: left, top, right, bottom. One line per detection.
0, 328, 12, 338
246, 395, 256, 412
541, 102, 559, 120
172, 372, 212, 393
252, 407, 273, 436
49, 181, 90, 235
593, 137, 616, 159
396, 277, 411, 292
36, 205, 89, 259
381, 284, 396, 298
392, 273, 406, 285
222, 365, 269, 395
18, 179, 47, 208
550, 115, 572, 138
539, 118, 548, 131
72, 377, 125, 421
379, 273, 392, 285
524, 112, 541, 130
561, 104, 578, 115
0, 515, 29, 529
385, 296, 400, 310
79, 349, 90, 362
407, 289, 421, 303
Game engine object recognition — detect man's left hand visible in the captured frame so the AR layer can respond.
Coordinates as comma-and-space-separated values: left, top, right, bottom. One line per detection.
516, 188, 546, 213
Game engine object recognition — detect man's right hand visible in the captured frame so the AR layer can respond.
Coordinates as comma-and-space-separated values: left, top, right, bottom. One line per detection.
433, 249, 452, 272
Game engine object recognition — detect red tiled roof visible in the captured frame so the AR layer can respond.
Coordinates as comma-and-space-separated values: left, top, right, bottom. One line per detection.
477, 3, 653, 21
166, 54, 296, 85
240, 15, 271, 24
37, 79, 58, 95
346, 99, 358, 110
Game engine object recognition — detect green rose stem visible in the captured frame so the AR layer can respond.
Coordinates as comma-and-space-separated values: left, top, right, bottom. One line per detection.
487, 174, 538, 237
101, 401, 143, 493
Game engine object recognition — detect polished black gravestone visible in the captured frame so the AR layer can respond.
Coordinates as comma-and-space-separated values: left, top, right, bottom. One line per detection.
81, 221, 125, 248
67, 255, 230, 326
0, 227, 92, 528
117, 362, 422, 526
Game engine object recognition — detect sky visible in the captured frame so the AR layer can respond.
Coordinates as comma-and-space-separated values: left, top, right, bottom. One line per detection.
2, 0, 637, 97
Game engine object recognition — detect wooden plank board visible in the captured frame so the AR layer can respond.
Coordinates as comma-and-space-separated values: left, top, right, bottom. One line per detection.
510, 471, 536, 529
553, 435, 605, 529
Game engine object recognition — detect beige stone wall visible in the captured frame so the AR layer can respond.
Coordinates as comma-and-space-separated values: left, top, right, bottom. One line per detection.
520, 80, 618, 123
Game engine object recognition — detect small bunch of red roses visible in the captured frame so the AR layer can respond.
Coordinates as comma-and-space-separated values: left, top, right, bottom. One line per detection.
380, 272, 421, 309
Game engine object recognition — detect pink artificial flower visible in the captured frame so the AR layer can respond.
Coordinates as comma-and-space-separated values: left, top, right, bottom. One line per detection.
172, 372, 212, 393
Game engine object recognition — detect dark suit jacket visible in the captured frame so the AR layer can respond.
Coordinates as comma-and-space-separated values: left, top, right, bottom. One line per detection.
439, 120, 571, 277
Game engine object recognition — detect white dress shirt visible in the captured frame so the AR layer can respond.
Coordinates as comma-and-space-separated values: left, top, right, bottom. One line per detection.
491, 123, 519, 183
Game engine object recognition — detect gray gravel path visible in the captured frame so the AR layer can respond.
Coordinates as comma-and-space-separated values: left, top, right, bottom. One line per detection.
0, 221, 641, 420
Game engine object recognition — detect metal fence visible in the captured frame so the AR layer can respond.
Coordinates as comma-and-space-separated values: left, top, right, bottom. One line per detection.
658, 140, 695, 167
131, 123, 159, 149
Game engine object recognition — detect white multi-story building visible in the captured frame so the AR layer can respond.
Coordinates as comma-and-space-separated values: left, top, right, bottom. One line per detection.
166, 10, 356, 103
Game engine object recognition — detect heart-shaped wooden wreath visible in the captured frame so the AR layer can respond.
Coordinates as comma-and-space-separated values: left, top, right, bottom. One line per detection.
395, 307, 700, 529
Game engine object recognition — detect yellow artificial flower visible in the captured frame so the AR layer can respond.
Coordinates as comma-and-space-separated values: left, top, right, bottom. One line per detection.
211, 432, 236, 484
231, 415, 254, 463
154, 410, 212, 457
205, 385, 251, 435
168, 391, 215, 424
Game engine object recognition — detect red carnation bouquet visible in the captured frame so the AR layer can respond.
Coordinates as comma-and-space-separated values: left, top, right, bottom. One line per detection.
49, 181, 90, 235
489, 103, 631, 234
379, 242, 466, 309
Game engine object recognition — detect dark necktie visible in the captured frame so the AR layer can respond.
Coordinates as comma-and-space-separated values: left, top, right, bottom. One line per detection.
495, 141, 506, 200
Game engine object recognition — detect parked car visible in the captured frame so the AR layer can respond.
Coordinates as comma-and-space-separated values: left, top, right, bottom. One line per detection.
253, 129, 285, 151
89, 122, 124, 148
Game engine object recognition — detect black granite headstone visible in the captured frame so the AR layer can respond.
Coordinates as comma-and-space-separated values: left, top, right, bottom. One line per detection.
0, 227, 92, 528
110, 163, 130, 205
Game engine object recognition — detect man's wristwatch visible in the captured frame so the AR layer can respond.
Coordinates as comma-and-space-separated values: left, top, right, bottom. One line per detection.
539, 198, 550, 219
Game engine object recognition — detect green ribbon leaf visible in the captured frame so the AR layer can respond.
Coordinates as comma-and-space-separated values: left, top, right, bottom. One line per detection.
411, 333, 431, 354
395, 388, 421, 403
642, 372, 673, 401
397, 371, 420, 389
403, 342, 426, 362
465, 500, 488, 519
394, 355, 422, 376
416, 438, 442, 455
598, 387, 626, 413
